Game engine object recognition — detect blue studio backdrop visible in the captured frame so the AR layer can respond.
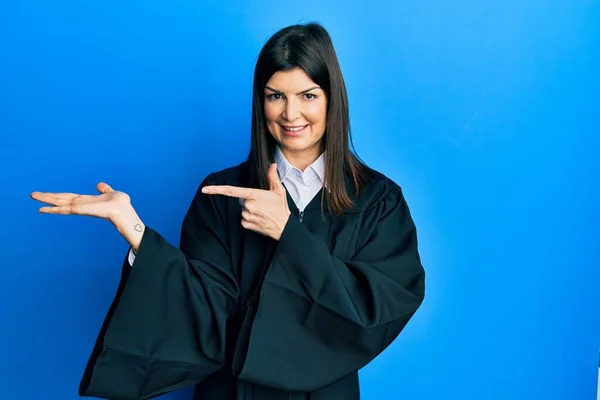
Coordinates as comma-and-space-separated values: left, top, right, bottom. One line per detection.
1, 1, 598, 399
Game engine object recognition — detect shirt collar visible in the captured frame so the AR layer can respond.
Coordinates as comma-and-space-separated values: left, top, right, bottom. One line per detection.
274, 145, 326, 185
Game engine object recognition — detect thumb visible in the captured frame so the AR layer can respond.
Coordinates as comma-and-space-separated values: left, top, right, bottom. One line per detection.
96, 182, 114, 194
268, 163, 285, 195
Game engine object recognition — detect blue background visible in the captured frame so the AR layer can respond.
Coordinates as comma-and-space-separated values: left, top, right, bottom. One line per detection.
1, 1, 598, 399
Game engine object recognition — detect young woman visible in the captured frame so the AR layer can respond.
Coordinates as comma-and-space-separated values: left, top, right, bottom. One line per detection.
31, 22, 425, 400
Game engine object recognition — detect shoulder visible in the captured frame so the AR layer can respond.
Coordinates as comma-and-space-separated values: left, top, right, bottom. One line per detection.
350, 166, 405, 213
200, 161, 249, 187
187, 161, 248, 207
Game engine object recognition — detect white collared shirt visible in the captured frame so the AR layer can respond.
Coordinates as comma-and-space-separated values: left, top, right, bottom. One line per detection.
274, 145, 326, 212
128, 146, 326, 265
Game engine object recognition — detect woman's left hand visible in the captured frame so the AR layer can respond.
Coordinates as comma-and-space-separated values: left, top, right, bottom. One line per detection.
202, 163, 291, 240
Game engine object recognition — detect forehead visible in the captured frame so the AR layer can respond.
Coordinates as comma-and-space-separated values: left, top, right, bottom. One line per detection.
265, 68, 319, 91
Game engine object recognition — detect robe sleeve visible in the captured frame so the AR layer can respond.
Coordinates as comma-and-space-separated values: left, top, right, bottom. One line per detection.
79, 173, 239, 400
233, 185, 425, 392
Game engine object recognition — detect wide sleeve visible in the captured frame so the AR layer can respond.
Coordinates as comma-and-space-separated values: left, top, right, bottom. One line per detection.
79, 173, 239, 400
232, 186, 425, 392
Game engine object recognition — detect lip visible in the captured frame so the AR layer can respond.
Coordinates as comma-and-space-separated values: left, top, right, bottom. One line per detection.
280, 124, 309, 137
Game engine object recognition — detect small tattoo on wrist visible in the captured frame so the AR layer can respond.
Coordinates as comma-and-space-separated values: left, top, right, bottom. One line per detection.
134, 223, 142, 232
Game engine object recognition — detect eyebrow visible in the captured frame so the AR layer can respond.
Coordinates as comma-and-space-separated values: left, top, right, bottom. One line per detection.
264, 86, 322, 95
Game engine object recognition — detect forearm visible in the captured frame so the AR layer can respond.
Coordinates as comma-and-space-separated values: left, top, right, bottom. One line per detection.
111, 204, 145, 252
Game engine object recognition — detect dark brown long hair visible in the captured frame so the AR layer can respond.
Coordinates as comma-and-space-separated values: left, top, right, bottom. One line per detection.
246, 22, 371, 215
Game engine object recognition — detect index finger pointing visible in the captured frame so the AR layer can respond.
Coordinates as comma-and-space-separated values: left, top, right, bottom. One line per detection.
201, 185, 256, 199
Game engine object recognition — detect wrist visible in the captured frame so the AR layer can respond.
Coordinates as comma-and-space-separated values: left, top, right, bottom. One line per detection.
274, 210, 291, 241
112, 204, 145, 251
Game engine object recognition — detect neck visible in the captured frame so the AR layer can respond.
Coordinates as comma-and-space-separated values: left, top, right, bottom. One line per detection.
279, 143, 324, 171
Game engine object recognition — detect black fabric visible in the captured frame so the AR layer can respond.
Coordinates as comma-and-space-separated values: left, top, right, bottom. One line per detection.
79, 162, 425, 400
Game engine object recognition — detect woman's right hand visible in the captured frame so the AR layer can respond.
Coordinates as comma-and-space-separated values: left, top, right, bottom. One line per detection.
30, 182, 130, 223
31, 182, 146, 251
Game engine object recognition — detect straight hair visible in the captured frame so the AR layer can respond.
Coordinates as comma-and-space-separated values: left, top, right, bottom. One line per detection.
246, 22, 372, 215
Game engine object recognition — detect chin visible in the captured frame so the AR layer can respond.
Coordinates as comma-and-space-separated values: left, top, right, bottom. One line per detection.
278, 139, 322, 154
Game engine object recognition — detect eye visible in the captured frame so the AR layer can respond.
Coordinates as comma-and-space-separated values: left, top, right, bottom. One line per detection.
266, 93, 283, 101
303, 93, 317, 101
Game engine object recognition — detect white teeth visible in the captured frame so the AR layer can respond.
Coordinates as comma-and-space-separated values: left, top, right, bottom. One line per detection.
283, 125, 306, 132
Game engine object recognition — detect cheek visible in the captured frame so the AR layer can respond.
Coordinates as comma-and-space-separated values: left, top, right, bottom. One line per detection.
306, 102, 327, 127
264, 102, 280, 124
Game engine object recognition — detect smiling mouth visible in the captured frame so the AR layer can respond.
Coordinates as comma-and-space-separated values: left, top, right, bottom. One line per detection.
281, 124, 308, 133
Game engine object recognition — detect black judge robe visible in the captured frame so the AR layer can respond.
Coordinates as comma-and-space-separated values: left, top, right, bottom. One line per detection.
78, 161, 425, 400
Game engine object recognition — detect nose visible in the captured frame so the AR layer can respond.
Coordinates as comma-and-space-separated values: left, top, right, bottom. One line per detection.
282, 98, 300, 122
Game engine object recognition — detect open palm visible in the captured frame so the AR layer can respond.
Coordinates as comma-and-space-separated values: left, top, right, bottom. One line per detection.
30, 182, 131, 223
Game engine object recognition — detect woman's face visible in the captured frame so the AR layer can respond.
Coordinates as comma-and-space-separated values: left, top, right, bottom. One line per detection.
264, 68, 327, 163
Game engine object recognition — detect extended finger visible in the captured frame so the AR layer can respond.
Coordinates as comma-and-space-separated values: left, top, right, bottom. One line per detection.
202, 185, 257, 199
30, 192, 92, 206
38, 203, 83, 215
